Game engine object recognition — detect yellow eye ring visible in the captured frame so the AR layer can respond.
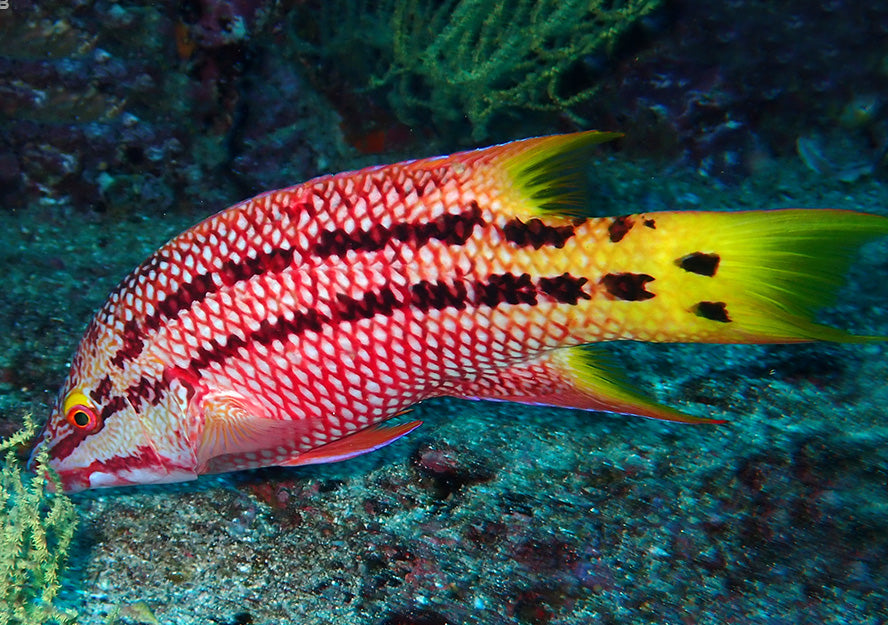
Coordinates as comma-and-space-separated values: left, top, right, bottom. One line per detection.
63, 391, 101, 433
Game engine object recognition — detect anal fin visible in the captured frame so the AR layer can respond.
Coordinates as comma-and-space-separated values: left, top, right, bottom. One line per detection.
451, 347, 723, 424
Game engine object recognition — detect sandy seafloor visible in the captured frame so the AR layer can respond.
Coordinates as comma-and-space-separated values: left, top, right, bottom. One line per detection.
2, 142, 888, 625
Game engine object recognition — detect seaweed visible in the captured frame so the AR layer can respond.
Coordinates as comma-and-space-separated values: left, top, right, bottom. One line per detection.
0, 416, 77, 625
292, 0, 662, 140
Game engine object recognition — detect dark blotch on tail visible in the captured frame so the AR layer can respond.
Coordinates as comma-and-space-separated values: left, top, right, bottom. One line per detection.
693, 301, 731, 322
608, 216, 634, 242
678, 252, 720, 277
601, 273, 655, 301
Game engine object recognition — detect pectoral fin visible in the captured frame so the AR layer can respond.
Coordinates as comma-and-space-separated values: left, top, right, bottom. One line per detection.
281, 420, 424, 467
452, 346, 723, 424
196, 391, 311, 469
195, 390, 422, 474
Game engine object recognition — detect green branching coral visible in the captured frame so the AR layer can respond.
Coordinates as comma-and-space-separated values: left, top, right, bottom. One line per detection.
378, 0, 662, 138
0, 416, 77, 625
291, 0, 661, 140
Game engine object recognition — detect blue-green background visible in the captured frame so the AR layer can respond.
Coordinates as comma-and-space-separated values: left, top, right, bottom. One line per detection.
2, 1, 887, 623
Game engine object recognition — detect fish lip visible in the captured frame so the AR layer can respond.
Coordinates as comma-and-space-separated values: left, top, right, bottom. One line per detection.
26, 447, 39, 473
26, 426, 48, 474
28, 438, 90, 492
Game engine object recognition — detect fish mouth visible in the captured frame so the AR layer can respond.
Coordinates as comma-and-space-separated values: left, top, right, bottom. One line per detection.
27, 432, 89, 493
24, 461, 84, 493
53, 468, 90, 493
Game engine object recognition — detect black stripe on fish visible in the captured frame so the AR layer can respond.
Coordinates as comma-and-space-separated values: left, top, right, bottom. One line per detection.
55, 371, 196, 463
90, 375, 113, 404
110, 320, 145, 368
174, 271, 591, 384
503, 217, 576, 249
67, 269, 592, 461
410, 280, 472, 311
107, 202, 485, 370
538, 273, 592, 305
315, 202, 484, 256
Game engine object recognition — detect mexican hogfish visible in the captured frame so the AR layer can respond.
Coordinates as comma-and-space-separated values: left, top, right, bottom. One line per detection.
33, 132, 888, 492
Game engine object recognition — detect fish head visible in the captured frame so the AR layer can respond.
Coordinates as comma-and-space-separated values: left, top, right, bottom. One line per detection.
32, 323, 199, 493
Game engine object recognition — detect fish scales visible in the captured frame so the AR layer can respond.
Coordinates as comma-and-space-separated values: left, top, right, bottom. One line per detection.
33, 131, 888, 491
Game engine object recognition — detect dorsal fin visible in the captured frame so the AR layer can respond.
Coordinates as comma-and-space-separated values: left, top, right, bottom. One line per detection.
497, 130, 622, 216
416, 130, 622, 219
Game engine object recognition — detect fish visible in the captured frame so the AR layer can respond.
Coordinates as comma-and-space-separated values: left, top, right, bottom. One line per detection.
31, 131, 888, 492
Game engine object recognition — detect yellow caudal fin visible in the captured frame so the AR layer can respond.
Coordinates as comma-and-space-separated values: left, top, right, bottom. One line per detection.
606, 209, 888, 344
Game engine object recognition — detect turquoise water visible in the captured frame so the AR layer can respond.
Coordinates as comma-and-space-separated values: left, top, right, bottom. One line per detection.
2, 1, 888, 624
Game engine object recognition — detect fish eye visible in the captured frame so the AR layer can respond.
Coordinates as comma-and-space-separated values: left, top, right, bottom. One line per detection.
62, 391, 102, 433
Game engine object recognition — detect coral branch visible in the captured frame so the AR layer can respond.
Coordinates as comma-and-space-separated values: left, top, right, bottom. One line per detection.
0, 415, 77, 625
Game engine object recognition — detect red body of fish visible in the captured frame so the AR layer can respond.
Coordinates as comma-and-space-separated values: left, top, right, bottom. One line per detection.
32, 132, 888, 491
